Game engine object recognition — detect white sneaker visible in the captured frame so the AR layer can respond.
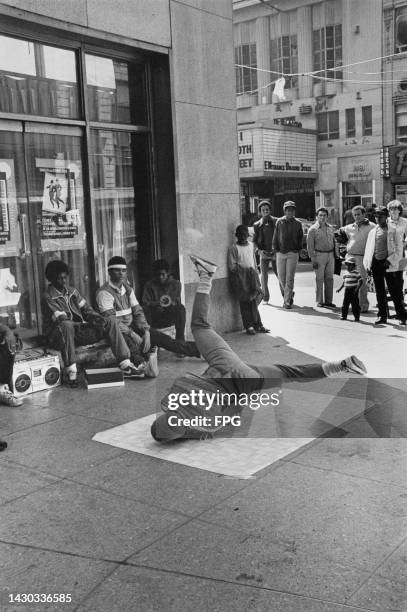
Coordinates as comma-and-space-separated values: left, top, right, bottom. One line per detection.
144, 351, 159, 378
0, 384, 23, 407
121, 362, 145, 379
341, 355, 367, 376
189, 255, 217, 276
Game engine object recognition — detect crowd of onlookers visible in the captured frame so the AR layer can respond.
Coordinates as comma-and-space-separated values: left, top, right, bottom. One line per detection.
240, 198, 407, 331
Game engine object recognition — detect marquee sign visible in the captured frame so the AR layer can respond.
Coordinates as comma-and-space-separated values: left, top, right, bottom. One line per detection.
237, 127, 317, 176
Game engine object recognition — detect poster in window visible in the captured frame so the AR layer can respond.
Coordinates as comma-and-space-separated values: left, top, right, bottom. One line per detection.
36, 160, 84, 252
0, 160, 19, 257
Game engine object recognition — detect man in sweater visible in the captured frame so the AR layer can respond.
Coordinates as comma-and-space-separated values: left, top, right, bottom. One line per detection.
253, 201, 280, 304
96, 256, 200, 366
142, 259, 186, 342
272, 201, 303, 309
338, 205, 375, 312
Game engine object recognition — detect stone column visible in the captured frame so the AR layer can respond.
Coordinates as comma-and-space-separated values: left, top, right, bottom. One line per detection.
297, 5, 313, 98
256, 16, 271, 105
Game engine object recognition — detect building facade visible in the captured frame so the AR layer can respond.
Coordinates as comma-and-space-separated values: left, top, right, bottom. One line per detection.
233, 0, 383, 226
0, 0, 240, 339
383, 0, 407, 209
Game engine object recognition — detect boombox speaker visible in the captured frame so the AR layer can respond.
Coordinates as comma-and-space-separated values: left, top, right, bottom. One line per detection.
12, 349, 61, 396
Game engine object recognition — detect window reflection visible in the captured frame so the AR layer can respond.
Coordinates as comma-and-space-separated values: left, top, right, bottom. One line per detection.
0, 34, 79, 118
90, 129, 141, 289
85, 53, 146, 124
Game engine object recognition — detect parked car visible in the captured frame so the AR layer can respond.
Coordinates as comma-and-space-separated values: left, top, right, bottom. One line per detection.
296, 218, 313, 261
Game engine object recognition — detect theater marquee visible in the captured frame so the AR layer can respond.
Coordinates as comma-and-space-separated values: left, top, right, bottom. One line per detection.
237, 126, 317, 177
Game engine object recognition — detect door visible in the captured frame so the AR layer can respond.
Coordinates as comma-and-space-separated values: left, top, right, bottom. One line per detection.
0, 120, 90, 338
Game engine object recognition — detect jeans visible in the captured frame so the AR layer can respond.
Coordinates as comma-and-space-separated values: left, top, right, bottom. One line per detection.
371, 258, 389, 319
276, 252, 299, 306
239, 299, 262, 330
0, 344, 14, 386
123, 321, 200, 358
259, 254, 281, 301
341, 287, 360, 320
191, 292, 325, 386
47, 318, 130, 367
145, 303, 186, 340
353, 255, 369, 311
385, 271, 407, 321
314, 252, 334, 304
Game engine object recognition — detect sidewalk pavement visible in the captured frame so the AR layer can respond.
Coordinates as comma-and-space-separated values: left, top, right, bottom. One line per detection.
0, 270, 406, 611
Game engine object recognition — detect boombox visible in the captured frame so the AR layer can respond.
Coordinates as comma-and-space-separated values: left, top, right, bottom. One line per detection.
12, 349, 61, 396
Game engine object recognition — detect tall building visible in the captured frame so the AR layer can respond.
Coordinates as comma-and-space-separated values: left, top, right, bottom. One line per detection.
233, 0, 383, 225
0, 0, 239, 339
382, 0, 407, 207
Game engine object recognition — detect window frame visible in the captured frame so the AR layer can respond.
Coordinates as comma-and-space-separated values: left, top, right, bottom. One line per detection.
270, 34, 298, 89
317, 110, 339, 141
345, 108, 356, 138
312, 24, 342, 81
235, 43, 258, 95
361, 105, 372, 137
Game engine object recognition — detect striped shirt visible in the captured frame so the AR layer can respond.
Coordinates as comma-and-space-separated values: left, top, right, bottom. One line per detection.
343, 270, 362, 288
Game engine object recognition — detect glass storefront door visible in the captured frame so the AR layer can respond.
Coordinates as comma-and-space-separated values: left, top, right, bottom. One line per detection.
0, 121, 89, 338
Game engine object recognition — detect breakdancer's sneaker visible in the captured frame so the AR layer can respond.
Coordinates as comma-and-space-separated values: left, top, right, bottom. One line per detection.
341, 355, 367, 376
190, 255, 217, 276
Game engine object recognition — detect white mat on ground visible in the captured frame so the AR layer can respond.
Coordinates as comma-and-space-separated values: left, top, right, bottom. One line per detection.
92, 413, 314, 479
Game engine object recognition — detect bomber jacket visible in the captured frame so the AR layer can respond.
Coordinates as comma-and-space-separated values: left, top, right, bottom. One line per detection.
42, 284, 96, 334
272, 216, 303, 253
253, 216, 277, 253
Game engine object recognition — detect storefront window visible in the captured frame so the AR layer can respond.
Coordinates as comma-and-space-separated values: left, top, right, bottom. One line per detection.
342, 180, 373, 222
0, 34, 79, 119
85, 54, 146, 124
89, 130, 149, 291
0, 125, 89, 337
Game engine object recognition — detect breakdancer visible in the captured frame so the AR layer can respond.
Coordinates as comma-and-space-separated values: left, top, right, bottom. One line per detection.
151, 255, 367, 442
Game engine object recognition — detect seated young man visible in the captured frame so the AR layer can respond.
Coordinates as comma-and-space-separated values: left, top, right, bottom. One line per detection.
96, 256, 200, 362
43, 260, 145, 387
142, 259, 187, 342
0, 323, 23, 407
151, 255, 368, 442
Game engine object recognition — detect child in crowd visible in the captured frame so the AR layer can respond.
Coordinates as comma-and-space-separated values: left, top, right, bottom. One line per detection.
336, 255, 363, 322
228, 224, 269, 335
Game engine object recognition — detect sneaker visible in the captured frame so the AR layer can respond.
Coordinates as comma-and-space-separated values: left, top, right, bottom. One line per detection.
189, 255, 217, 275
121, 362, 145, 379
340, 316, 347, 320
256, 326, 270, 333
0, 384, 23, 407
341, 355, 367, 376
316, 302, 325, 307
374, 318, 387, 325
246, 327, 256, 335
144, 351, 159, 378
66, 371, 79, 388
325, 302, 336, 308
283, 303, 292, 310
